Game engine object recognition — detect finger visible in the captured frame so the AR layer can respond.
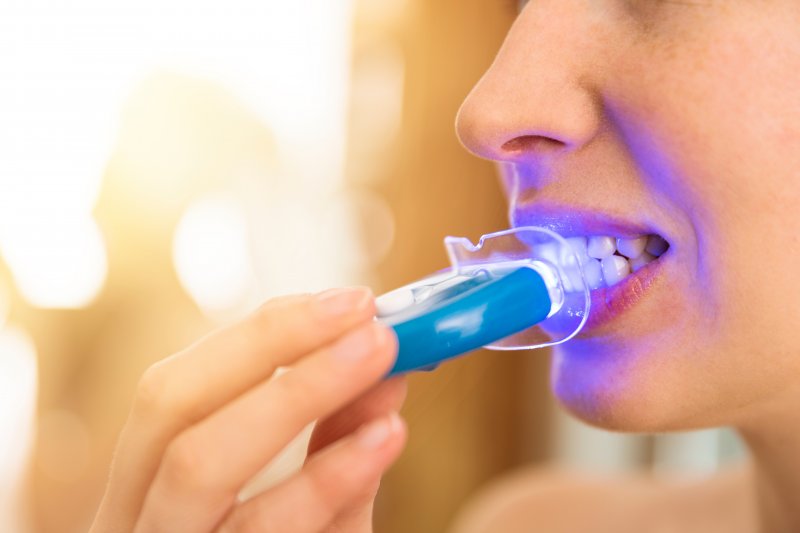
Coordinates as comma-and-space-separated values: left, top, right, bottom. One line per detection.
217, 412, 406, 533
91, 288, 375, 532
309, 378, 407, 533
308, 376, 408, 456
135, 321, 398, 532
138, 288, 375, 426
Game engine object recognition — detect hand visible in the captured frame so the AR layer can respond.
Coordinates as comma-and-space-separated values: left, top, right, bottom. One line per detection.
89, 287, 407, 533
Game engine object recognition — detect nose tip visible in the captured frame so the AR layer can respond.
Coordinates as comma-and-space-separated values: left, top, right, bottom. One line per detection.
456, 98, 573, 163
455, 72, 600, 165
454, 101, 501, 161
454, 4, 604, 166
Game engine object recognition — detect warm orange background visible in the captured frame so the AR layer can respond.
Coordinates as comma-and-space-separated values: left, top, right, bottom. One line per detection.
21, 3, 538, 531
7, 2, 740, 532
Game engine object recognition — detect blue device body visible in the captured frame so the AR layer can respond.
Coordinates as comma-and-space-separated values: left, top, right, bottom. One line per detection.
385, 267, 552, 375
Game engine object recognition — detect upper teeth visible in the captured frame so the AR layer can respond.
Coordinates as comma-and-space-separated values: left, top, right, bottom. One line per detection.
616, 236, 647, 259
560, 234, 668, 291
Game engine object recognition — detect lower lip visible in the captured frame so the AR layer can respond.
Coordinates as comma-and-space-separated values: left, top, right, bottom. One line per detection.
577, 252, 668, 336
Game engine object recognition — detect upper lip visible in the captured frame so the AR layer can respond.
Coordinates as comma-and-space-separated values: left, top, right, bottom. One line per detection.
510, 202, 665, 241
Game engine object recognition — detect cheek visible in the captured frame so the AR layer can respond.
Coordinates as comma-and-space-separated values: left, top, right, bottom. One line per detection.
651, 28, 800, 360
625, 15, 800, 336
551, 10, 800, 429
550, 318, 725, 431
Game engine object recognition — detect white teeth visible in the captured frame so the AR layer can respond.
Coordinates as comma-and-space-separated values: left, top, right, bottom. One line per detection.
555, 233, 667, 292
582, 259, 604, 290
645, 235, 669, 257
601, 255, 631, 286
563, 261, 586, 292
565, 237, 590, 262
534, 243, 558, 268
629, 252, 656, 273
616, 236, 648, 259
587, 236, 616, 259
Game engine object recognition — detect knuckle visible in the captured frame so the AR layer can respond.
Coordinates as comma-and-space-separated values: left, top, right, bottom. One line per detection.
251, 294, 307, 327
134, 363, 176, 417
162, 434, 217, 492
245, 297, 308, 347
270, 371, 318, 414
249, 299, 281, 328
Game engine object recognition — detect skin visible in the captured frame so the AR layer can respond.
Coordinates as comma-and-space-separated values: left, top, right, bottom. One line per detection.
90, 288, 407, 533
453, 0, 800, 531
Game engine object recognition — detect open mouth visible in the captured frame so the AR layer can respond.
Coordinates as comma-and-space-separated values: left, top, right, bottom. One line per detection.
510, 206, 673, 335
566, 234, 670, 289
561, 232, 671, 333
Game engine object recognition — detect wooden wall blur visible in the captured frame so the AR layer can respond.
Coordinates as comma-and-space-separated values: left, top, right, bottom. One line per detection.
19, 2, 558, 532
348, 2, 556, 531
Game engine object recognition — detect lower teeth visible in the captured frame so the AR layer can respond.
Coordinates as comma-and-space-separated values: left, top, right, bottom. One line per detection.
560, 234, 668, 291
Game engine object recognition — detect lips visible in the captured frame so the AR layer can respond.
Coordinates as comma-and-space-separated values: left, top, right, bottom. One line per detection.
511, 205, 672, 334
582, 248, 667, 333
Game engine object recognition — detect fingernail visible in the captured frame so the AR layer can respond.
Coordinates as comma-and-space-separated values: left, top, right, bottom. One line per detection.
357, 412, 401, 450
331, 323, 385, 361
313, 287, 372, 319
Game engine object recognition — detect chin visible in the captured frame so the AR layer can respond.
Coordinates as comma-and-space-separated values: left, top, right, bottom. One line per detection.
548, 337, 707, 433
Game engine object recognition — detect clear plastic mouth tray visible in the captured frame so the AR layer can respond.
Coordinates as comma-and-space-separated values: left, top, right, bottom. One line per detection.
377, 227, 591, 375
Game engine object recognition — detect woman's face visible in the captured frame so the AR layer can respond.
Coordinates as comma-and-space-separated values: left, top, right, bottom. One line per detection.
456, 1, 800, 431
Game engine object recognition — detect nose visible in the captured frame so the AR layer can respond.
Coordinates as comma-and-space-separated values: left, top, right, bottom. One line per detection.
456, 2, 604, 163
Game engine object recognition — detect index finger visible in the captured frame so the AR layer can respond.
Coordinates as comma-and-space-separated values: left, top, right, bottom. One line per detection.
91, 287, 375, 532
138, 288, 375, 425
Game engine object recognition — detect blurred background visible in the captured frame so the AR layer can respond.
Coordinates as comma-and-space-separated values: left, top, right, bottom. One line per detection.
0, 1, 744, 531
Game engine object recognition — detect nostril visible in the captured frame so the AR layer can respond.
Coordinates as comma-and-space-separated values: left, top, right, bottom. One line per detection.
501, 135, 565, 155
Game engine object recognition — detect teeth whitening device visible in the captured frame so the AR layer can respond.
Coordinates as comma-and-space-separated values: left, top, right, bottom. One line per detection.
378, 227, 591, 375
